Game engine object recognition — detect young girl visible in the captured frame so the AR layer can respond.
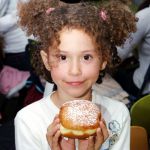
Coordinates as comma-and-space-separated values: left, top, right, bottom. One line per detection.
15, 0, 136, 149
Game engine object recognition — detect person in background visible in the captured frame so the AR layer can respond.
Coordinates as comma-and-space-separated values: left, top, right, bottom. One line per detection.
114, 0, 150, 98
0, 0, 29, 71
15, 0, 136, 149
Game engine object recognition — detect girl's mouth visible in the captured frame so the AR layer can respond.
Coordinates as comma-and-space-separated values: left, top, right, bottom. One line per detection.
66, 81, 84, 86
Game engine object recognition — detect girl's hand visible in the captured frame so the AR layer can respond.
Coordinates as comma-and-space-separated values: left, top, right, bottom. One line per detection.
78, 119, 109, 150
46, 115, 75, 150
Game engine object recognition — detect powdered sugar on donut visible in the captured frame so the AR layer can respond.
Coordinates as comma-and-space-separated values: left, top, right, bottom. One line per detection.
62, 100, 100, 127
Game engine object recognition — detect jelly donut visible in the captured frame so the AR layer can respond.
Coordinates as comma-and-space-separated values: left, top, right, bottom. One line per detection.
59, 100, 101, 139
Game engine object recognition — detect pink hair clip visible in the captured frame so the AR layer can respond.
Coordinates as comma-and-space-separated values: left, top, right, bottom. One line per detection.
99, 10, 107, 21
46, 7, 55, 15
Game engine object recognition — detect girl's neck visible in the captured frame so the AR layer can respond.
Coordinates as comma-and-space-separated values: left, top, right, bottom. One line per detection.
51, 90, 92, 108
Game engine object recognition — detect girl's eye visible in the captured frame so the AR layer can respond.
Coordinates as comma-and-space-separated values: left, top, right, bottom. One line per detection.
59, 55, 67, 61
83, 54, 93, 61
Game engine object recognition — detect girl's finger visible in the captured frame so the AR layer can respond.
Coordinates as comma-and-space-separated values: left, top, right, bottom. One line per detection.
87, 136, 94, 150
47, 123, 60, 137
66, 138, 75, 146
52, 130, 61, 147
95, 128, 103, 149
100, 120, 109, 141
47, 114, 60, 133
54, 114, 59, 121
61, 138, 75, 150
78, 139, 88, 150
46, 123, 60, 147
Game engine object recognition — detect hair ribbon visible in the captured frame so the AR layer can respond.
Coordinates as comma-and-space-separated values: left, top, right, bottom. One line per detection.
46, 7, 55, 15
99, 10, 107, 21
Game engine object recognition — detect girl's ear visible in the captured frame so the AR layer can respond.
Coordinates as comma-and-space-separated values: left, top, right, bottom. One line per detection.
101, 61, 107, 70
40, 50, 51, 71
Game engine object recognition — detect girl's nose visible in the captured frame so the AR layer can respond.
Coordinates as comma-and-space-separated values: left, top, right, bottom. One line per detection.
69, 59, 81, 76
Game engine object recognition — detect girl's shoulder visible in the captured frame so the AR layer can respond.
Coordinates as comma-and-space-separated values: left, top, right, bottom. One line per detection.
93, 90, 130, 118
93, 91, 130, 149
15, 97, 45, 119
93, 89, 127, 106
15, 95, 56, 121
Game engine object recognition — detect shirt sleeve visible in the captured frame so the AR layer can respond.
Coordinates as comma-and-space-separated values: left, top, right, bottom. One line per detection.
15, 111, 44, 150
110, 107, 130, 150
0, 10, 18, 33
0, 0, 6, 10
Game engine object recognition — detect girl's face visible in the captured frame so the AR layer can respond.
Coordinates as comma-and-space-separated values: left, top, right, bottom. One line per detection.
41, 28, 106, 100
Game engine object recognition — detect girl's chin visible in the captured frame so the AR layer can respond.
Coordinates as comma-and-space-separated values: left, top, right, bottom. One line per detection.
65, 90, 91, 99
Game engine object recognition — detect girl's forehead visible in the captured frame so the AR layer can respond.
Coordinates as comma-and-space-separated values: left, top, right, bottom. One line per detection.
59, 27, 86, 36
58, 28, 96, 52
59, 27, 96, 45
48, 27, 101, 56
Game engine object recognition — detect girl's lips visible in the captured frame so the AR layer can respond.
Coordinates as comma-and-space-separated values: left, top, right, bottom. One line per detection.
66, 81, 83, 86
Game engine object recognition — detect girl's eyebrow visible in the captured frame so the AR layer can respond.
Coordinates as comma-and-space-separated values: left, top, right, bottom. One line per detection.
81, 50, 96, 53
58, 49, 67, 53
58, 49, 96, 53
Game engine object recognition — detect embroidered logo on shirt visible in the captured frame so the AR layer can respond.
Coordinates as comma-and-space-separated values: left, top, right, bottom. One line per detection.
108, 120, 121, 147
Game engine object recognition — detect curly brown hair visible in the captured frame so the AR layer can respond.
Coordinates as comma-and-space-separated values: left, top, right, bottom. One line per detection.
18, 0, 137, 82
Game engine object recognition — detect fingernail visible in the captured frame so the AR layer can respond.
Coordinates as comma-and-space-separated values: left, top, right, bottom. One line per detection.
89, 136, 93, 140
57, 124, 60, 129
64, 137, 68, 140
55, 118, 60, 123
97, 128, 101, 133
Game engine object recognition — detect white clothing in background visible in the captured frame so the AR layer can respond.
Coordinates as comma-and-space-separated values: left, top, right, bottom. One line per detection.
117, 7, 150, 94
0, 0, 28, 53
0, 0, 10, 17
